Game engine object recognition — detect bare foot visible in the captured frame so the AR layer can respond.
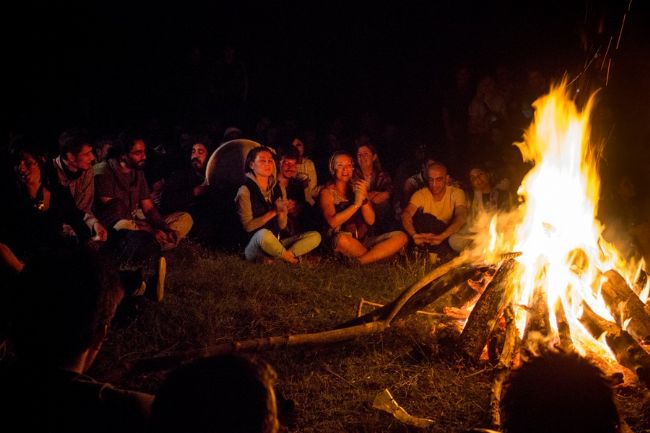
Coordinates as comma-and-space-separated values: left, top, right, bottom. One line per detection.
280, 250, 299, 264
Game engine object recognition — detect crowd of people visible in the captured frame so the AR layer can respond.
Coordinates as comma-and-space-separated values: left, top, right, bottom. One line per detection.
0, 61, 646, 432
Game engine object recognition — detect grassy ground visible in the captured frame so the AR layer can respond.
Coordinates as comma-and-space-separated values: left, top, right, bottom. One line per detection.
91, 241, 650, 433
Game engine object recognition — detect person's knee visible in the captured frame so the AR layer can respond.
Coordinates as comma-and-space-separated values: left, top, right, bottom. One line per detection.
305, 231, 322, 246
258, 230, 281, 254
393, 231, 408, 247
334, 233, 352, 252
448, 234, 467, 252
167, 212, 194, 239
97, 199, 130, 229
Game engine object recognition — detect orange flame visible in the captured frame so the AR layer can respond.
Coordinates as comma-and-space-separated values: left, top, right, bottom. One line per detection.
488, 81, 641, 361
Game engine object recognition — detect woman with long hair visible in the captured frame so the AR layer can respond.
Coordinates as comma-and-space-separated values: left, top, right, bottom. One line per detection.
320, 151, 406, 264
235, 146, 321, 264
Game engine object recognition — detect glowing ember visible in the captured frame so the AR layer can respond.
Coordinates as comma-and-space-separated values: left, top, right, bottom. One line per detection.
484, 82, 646, 363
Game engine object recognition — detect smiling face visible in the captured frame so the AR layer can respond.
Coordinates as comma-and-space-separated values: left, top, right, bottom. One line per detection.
332, 154, 354, 183
356, 145, 375, 171
250, 150, 275, 178
426, 165, 448, 197
469, 168, 491, 192
16, 152, 42, 185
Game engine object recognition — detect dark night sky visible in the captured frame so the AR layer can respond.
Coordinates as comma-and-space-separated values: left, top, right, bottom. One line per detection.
4, 1, 650, 147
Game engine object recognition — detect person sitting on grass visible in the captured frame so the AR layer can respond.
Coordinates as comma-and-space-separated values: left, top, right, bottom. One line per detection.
0, 140, 90, 263
94, 129, 193, 251
401, 161, 467, 263
0, 246, 154, 433
149, 354, 280, 433
235, 146, 321, 264
276, 146, 321, 235
320, 151, 407, 264
500, 350, 621, 433
354, 142, 395, 233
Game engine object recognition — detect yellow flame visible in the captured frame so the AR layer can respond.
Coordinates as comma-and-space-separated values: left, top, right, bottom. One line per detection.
507, 81, 632, 356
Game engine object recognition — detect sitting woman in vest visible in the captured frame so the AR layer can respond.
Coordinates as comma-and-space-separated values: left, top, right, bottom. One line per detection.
320, 151, 407, 265
235, 146, 321, 264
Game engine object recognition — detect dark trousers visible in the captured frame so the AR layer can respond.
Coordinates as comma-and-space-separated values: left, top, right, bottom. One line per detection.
412, 209, 455, 258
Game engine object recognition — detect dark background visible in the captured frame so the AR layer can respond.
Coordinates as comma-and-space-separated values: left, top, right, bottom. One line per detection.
4, 1, 649, 159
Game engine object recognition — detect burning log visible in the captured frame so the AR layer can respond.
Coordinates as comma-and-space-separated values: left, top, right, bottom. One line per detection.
600, 269, 650, 344
579, 303, 650, 388
554, 298, 575, 353
489, 307, 518, 428
521, 284, 551, 346
458, 259, 520, 361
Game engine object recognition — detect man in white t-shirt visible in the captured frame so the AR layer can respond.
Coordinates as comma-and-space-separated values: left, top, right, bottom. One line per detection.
401, 162, 467, 260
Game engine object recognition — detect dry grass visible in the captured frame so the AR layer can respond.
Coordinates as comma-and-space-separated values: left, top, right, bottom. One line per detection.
91, 241, 650, 433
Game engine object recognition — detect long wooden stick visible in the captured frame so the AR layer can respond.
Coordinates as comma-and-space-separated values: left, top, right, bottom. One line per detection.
132, 321, 388, 373
132, 254, 510, 373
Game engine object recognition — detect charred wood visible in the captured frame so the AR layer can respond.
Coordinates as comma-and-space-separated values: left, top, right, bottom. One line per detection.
489, 308, 518, 431
601, 269, 650, 345
458, 259, 520, 361
554, 298, 575, 353
579, 303, 650, 388
522, 284, 551, 345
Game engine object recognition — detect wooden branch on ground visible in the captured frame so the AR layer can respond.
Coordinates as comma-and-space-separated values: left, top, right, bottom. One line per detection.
579, 302, 650, 388
338, 255, 473, 328
134, 255, 475, 373
458, 259, 520, 361
132, 321, 388, 373
601, 269, 650, 344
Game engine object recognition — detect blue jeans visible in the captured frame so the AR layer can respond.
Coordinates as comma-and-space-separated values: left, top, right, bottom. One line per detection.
244, 229, 321, 261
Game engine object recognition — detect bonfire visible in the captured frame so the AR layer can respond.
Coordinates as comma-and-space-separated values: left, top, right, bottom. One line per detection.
136, 83, 650, 426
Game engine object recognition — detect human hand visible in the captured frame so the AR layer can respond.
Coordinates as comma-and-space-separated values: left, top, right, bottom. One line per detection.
275, 198, 289, 214
427, 233, 446, 245
154, 229, 169, 246
166, 229, 180, 245
353, 179, 369, 206
286, 199, 297, 215
92, 221, 108, 242
193, 184, 209, 197
412, 233, 428, 246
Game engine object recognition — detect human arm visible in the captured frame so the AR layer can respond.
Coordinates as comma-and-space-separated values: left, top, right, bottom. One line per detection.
141, 198, 179, 245
355, 179, 375, 226
0, 242, 25, 273
401, 202, 430, 245
235, 185, 279, 233
368, 171, 392, 205
319, 187, 363, 230
304, 159, 319, 199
